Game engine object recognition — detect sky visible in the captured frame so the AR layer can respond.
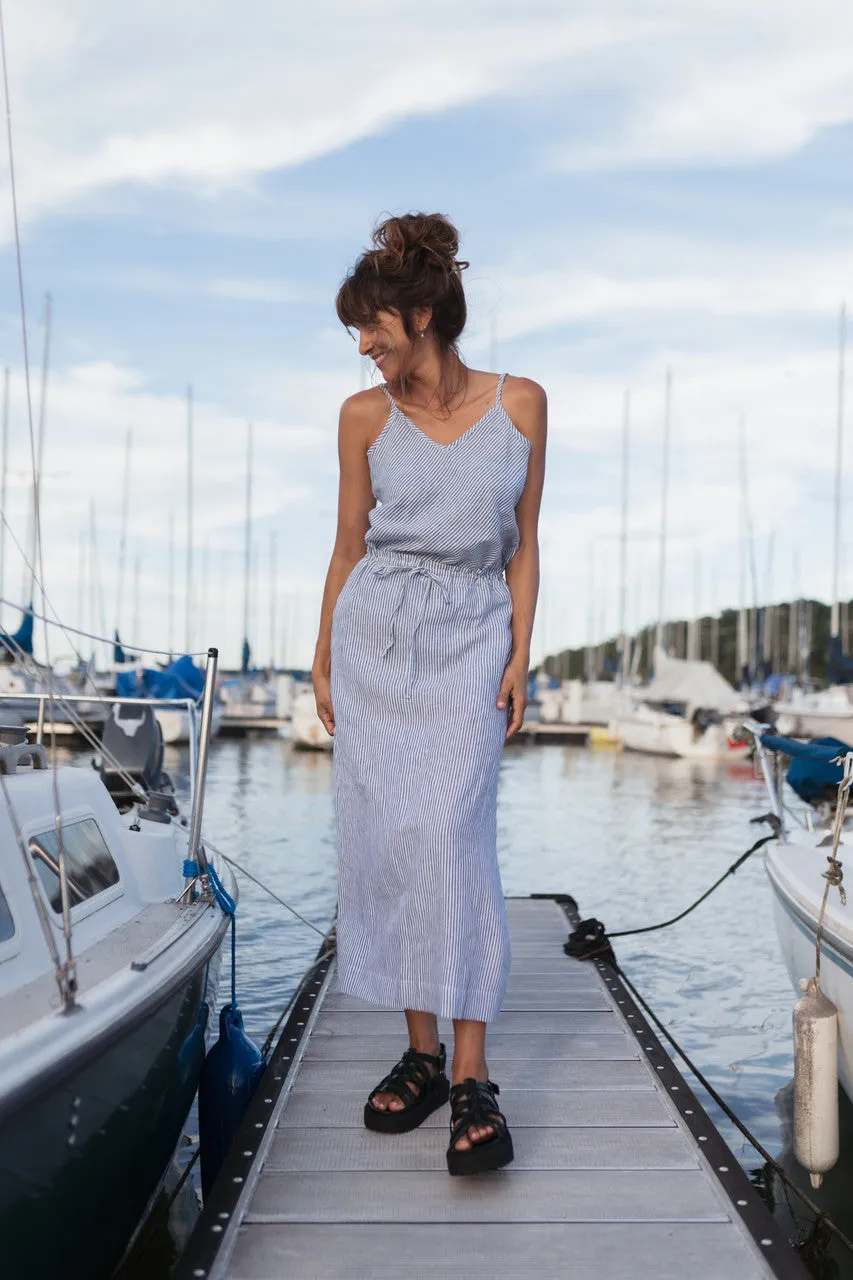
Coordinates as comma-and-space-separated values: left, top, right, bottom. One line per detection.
0, 0, 851, 668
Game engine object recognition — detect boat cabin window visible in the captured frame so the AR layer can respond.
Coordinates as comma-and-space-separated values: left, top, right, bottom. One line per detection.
29, 818, 120, 913
0, 882, 14, 942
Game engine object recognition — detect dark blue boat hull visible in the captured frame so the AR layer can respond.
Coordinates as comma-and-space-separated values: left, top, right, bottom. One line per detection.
0, 967, 211, 1280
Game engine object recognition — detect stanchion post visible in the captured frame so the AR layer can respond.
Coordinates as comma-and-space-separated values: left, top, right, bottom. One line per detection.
187, 648, 218, 880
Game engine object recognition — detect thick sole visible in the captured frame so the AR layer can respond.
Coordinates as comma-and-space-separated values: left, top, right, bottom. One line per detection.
364, 1075, 450, 1134
446, 1131, 514, 1176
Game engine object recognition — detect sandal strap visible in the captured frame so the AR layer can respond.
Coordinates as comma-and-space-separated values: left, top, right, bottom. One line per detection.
369, 1044, 446, 1109
448, 1077, 507, 1146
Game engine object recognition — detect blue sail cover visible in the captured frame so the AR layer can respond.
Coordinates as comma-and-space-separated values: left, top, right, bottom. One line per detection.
827, 634, 853, 685
116, 654, 205, 702
761, 733, 853, 805
0, 607, 34, 657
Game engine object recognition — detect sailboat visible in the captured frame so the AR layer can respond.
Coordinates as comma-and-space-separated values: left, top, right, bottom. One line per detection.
608, 374, 748, 759
218, 423, 277, 734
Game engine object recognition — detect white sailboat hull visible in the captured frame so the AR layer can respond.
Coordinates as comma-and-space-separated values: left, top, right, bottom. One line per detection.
610, 705, 748, 759
154, 701, 223, 745
290, 690, 332, 751
766, 842, 853, 1100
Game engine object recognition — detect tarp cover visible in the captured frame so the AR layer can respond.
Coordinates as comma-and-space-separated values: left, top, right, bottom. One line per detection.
116, 654, 204, 701
827, 635, 853, 685
761, 734, 853, 805
0, 607, 33, 657
644, 646, 745, 713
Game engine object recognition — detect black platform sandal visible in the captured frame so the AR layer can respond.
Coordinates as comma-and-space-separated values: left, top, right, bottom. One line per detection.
446, 1078, 514, 1176
363, 1044, 450, 1134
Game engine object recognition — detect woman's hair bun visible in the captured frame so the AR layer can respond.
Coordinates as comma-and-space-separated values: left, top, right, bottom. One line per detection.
372, 213, 468, 275
336, 210, 469, 352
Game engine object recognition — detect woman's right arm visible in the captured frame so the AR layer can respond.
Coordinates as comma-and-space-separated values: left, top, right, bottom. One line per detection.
311, 391, 380, 735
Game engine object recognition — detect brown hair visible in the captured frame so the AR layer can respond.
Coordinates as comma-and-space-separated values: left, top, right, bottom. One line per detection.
336, 212, 469, 355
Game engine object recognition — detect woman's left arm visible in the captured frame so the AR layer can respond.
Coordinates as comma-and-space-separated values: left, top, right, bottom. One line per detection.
499, 377, 548, 739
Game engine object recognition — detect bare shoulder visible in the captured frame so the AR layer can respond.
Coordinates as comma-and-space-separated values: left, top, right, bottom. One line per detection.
338, 386, 390, 453
501, 375, 547, 444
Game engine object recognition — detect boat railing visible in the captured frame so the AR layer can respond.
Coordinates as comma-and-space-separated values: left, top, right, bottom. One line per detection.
0, 691, 201, 808
741, 717, 788, 841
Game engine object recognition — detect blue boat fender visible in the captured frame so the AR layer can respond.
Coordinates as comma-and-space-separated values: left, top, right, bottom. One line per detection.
198, 1002, 265, 1196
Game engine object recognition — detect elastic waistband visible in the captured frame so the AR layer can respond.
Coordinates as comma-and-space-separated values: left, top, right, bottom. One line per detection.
365, 545, 502, 581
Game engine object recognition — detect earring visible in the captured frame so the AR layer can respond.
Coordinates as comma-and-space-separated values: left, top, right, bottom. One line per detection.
418, 330, 425, 338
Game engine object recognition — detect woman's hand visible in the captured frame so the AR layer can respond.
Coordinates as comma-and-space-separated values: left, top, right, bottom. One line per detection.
313, 666, 335, 736
497, 658, 528, 740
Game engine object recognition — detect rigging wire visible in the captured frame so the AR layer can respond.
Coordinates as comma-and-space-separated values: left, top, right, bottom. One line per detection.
0, 0, 76, 1005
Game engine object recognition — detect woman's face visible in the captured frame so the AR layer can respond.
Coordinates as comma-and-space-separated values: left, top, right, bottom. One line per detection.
358, 309, 426, 382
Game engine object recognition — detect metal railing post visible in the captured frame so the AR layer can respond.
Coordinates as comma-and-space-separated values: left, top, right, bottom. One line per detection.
36, 698, 45, 745
743, 718, 787, 840
187, 648, 218, 881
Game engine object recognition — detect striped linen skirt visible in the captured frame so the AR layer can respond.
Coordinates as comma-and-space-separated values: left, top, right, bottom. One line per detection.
330, 545, 512, 1022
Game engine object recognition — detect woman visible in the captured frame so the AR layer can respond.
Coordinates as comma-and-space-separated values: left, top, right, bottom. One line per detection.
312, 212, 546, 1176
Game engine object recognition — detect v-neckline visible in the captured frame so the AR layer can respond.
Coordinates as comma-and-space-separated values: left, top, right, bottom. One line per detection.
392, 400, 498, 450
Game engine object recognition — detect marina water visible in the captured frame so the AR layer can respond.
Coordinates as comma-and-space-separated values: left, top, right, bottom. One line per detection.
97, 735, 853, 1278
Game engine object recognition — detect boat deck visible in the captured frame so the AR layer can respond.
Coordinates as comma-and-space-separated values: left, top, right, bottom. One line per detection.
176, 896, 804, 1280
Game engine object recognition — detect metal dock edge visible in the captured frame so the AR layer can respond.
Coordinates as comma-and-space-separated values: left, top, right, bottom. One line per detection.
174, 896, 807, 1280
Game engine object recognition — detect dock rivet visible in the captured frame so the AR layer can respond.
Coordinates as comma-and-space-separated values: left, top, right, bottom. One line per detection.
699, 1136, 707, 1142
761, 1239, 772, 1247
212, 1225, 223, 1234
737, 1200, 747, 1207
671, 1086, 679, 1092
218, 1212, 229, 1220
719, 1166, 728, 1172
233, 1176, 244, 1184
265, 1098, 272, 1103
243, 1151, 253, 1157
685, 1109, 693, 1115
193, 1271, 206, 1277
656, 1066, 664, 1071
255, 1123, 263, 1129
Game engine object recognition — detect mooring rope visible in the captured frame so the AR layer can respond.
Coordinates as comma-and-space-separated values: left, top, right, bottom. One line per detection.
566, 818, 780, 957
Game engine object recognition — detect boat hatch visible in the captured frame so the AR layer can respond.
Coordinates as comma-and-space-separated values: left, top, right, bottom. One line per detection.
28, 817, 120, 913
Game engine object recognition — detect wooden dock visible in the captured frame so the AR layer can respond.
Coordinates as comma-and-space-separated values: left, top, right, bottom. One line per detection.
176, 896, 805, 1280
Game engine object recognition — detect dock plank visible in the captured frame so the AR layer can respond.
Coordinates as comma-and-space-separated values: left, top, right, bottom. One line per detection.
294, 1058, 651, 1091
245, 1168, 731, 1223
302, 1032, 639, 1060
264, 1126, 700, 1172
227, 1222, 769, 1280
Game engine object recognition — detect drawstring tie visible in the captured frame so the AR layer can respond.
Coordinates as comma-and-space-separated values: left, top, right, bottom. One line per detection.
374, 562, 451, 698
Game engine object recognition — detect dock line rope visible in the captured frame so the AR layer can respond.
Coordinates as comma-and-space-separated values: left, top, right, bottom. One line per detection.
814, 753, 852, 988
605, 953, 853, 1263
566, 815, 781, 959
0, 587, 210, 657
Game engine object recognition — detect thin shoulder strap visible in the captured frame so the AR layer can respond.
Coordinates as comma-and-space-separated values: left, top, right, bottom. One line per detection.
379, 383, 396, 406
496, 373, 508, 406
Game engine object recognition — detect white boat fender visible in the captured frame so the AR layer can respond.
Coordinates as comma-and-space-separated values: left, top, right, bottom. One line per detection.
793, 976, 839, 1188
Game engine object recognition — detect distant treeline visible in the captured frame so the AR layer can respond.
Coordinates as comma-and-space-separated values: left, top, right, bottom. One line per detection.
541, 599, 853, 686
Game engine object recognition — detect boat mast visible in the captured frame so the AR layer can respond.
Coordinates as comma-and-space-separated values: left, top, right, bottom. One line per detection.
243, 422, 253, 671
115, 427, 132, 644
269, 530, 277, 671
654, 369, 672, 666
618, 390, 630, 684
0, 366, 8, 630
186, 384, 193, 654
168, 512, 175, 658
831, 304, 847, 642
25, 295, 51, 610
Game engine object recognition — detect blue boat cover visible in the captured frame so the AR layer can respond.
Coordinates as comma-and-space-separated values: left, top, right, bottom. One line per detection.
761, 733, 853, 805
0, 606, 33, 657
827, 635, 853, 685
116, 654, 204, 702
